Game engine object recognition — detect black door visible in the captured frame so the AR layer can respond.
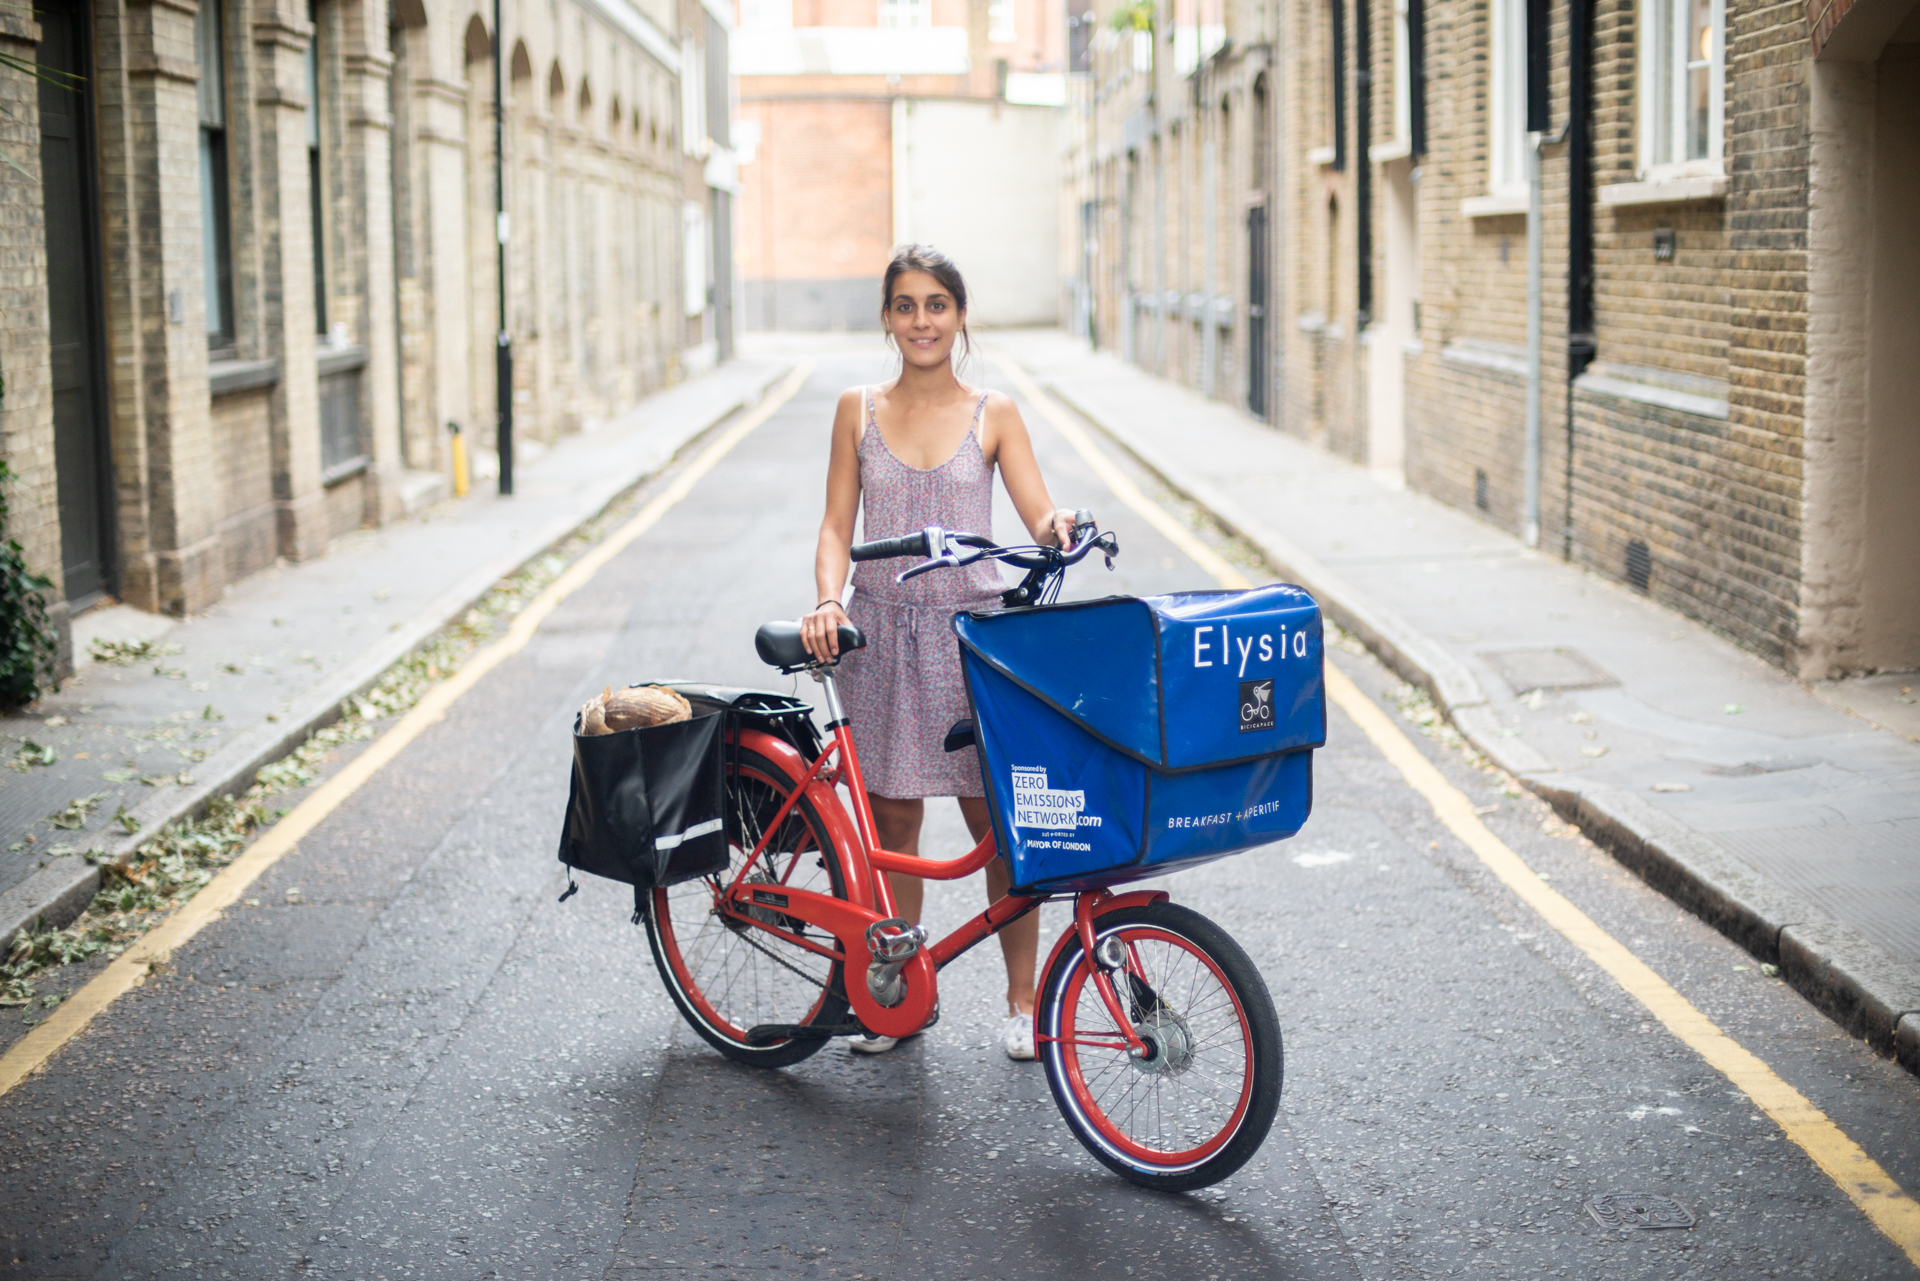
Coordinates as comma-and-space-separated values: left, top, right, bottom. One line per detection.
1246, 203, 1269, 420
38, 0, 114, 604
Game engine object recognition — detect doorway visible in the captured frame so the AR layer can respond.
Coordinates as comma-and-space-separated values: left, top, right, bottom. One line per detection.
37, 0, 114, 605
1367, 156, 1418, 485
1803, 25, 1920, 677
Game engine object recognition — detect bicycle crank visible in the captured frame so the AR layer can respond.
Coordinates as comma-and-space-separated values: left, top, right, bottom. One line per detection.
865, 917, 929, 1008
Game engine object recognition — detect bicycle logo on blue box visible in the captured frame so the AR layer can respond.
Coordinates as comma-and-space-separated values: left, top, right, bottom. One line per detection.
955, 585, 1326, 893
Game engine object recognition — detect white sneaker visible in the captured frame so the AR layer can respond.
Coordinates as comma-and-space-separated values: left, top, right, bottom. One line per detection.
1002, 1012, 1036, 1061
849, 1033, 899, 1054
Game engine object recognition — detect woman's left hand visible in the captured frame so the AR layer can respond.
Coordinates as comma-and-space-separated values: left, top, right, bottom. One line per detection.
1044, 508, 1079, 549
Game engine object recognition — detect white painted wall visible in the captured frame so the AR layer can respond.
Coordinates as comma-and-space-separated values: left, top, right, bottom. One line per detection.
891, 98, 1062, 327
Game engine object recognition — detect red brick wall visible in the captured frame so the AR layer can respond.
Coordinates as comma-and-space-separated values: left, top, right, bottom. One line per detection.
738, 96, 894, 325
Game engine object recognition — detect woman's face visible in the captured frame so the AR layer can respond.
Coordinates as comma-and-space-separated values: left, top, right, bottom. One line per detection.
884, 270, 964, 369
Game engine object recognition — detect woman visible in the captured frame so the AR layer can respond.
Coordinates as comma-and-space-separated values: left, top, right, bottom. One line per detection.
799, 245, 1078, 1061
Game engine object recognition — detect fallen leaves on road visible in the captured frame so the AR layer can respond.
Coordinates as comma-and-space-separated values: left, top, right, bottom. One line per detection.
7, 740, 58, 770
1, 508, 619, 1010
46, 793, 106, 830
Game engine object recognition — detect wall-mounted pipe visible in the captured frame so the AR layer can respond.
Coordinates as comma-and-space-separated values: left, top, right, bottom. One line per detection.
1564, 0, 1596, 559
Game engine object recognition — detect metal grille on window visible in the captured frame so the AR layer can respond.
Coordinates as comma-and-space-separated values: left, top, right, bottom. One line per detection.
318, 362, 362, 476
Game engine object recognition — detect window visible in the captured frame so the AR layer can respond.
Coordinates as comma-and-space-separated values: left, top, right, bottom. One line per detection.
1640, 0, 1723, 170
879, 0, 932, 28
306, 0, 327, 336
1393, 0, 1411, 143
196, 0, 235, 349
1328, 0, 1345, 169
988, 0, 1016, 43
1488, 0, 1526, 194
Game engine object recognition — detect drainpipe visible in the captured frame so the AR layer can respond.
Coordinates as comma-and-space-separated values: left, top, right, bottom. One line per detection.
493, 0, 513, 496
1521, 0, 1550, 548
1524, 135, 1541, 548
1355, 0, 1372, 327
1563, 0, 1596, 559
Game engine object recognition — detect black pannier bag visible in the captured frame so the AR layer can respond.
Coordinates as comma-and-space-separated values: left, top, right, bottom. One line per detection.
558, 707, 727, 910
557, 683, 821, 912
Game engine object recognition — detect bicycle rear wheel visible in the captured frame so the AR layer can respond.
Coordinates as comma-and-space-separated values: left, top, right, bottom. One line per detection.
643, 745, 851, 1068
1037, 901, 1282, 1191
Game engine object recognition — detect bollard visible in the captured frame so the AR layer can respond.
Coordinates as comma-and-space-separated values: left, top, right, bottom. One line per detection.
448, 421, 470, 498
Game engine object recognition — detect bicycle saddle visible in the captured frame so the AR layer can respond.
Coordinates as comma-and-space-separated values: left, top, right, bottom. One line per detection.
755, 620, 866, 672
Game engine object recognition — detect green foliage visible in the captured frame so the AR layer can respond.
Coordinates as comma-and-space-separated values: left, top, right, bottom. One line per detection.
0, 474, 630, 1005
0, 461, 61, 709
1110, 0, 1155, 31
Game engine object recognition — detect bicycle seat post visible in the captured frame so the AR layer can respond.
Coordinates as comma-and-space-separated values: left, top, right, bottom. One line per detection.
811, 664, 849, 733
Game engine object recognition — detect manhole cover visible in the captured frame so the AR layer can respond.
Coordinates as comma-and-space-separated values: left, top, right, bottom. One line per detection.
1480, 647, 1619, 694
1585, 1193, 1696, 1230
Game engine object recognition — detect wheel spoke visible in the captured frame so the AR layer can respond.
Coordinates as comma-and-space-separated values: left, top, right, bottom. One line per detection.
647, 758, 847, 1061
1053, 923, 1257, 1164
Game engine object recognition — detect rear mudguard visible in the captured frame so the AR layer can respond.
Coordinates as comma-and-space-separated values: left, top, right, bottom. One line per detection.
725, 729, 939, 1037
732, 727, 876, 910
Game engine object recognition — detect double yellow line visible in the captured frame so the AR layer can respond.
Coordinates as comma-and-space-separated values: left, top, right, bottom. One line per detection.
0, 362, 813, 1101
995, 351, 1920, 1269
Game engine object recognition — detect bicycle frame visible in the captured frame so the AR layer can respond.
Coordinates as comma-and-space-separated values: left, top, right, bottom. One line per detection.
702, 669, 1157, 1050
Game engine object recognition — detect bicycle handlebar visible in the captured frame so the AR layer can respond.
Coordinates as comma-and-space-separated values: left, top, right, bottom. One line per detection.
849, 531, 929, 562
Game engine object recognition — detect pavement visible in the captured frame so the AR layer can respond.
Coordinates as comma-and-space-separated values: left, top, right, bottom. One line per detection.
999, 328, 1920, 1074
4, 343, 1915, 1278
0, 355, 793, 945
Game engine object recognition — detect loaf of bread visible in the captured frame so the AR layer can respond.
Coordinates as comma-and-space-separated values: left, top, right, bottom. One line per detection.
577, 684, 691, 735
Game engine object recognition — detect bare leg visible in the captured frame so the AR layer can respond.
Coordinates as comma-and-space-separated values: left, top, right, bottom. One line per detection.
869, 794, 926, 924
960, 797, 1037, 1016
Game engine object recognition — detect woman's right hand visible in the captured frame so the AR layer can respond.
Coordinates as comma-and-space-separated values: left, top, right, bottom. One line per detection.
802, 599, 849, 663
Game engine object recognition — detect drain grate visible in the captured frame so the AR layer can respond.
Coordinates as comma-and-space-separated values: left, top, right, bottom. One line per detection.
1480, 647, 1620, 694
1585, 1193, 1696, 1231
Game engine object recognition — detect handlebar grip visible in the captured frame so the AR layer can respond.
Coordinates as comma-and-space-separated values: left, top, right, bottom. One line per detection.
850, 531, 930, 562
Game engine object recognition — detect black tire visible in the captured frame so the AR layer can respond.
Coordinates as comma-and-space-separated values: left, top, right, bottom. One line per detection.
643, 746, 851, 1068
1036, 901, 1283, 1192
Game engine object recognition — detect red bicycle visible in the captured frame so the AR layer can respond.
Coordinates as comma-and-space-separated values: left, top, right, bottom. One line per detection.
641, 518, 1293, 1191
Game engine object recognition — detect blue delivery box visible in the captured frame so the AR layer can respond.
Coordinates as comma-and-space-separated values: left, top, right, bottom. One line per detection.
954, 584, 1325, 893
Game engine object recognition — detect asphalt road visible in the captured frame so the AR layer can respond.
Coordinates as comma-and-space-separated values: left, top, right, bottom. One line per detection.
1, 344, 1916, 1280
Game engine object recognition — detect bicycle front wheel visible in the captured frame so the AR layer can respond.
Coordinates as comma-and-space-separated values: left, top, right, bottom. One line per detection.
1037, 901, 1282, 1192
643, 745, 851, 1068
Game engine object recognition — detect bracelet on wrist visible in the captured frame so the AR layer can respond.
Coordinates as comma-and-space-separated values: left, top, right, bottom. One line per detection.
817, 599, 845, 613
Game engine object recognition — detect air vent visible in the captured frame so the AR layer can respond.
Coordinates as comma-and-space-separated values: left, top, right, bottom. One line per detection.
1474, 469, 1489, 512
1625, 539, 1651, 593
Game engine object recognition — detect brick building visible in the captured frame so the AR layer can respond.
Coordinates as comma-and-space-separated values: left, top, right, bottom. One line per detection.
1065, 0, 1918, 677
735, 0, 1068, 330
0, 0, 734, 666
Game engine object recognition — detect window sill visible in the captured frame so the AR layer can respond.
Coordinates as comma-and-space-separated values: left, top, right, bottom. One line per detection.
321, 455, 370, 487
209, 358, 280, 397
1574, 361, 1729, 419
1460, 192, 1528, 219
318, 343, 369, 377
1305, 145, 1338, 167
1369, 138, 1412, 163
1441, 338, 1527, 379
1598, 173, 1727, 207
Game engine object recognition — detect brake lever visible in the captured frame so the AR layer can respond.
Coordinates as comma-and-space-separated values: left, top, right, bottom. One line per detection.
897, 553, 964, 584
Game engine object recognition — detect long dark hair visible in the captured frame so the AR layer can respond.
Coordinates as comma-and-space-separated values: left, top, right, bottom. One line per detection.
881, 244, 972, 371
